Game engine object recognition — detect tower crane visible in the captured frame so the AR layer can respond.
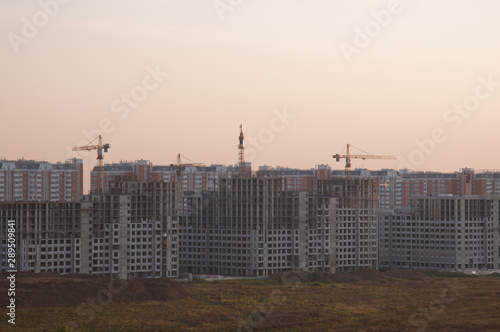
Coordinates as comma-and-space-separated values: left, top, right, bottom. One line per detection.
238, 124, 247, 177
73, 135, 110, 193
333, 143, 395, 178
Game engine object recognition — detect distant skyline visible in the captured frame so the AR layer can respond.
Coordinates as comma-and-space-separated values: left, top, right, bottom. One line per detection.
2, 0, 500, 184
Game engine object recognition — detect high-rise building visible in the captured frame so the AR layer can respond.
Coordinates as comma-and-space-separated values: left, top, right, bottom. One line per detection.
179, 176, 378, 276
379, 195, 500, 271
179, 177, 337, 277
152, 164, 239, 193
0, 180, 178, 279
332, 169, 402, 209
257, 166, 315, 193
316, 178, 379, 272
0, 158, 83, 202
90, 159, 152, 193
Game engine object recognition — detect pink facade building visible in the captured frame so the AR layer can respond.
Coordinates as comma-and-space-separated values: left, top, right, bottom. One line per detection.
0, 158, 83, 202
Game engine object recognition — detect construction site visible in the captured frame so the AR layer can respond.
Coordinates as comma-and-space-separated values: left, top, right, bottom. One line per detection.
2, 126, 500, 279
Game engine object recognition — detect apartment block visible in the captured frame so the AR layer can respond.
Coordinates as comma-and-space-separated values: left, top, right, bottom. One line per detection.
152, 164, 238, 193
0, 201, 90, 274
256, 164, 334, 194
257, 166, 314, 193
0, 180, 178, 279
86, 180, 178, 278
90, 160, 152, 193
179, 177, 337, 277
379, 195, 500, 271
0, 158, 83, 202
332, 169, 402, 209
316, 178, 379, 272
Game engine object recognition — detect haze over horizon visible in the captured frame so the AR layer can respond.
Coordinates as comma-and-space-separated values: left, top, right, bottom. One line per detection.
2, 0, 500, 187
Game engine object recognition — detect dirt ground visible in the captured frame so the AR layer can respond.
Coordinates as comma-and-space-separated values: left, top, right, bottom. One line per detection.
268, 268, 431, 283
0, 272, 189, 308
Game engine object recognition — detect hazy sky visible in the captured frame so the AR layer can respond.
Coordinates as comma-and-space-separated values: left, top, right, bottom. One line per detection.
2, 0, 500, 183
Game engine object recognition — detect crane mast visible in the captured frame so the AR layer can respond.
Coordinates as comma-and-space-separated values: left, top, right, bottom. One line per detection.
238, 124, 246, 177
72, 135, 110, 193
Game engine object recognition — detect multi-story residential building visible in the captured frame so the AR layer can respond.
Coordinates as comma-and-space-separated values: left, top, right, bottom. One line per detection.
473, 170, 500, 196
179, 176, 378, 277
332, 169, 402, 209
0, 180, 178, 279
90, 160, 153, 193
90, 180, 178, 278
179, 177, 338, 277
379, 195, 500, 271
0, 201, 91, 274
316, 178, 379, 272
400, 171, 459, 207
257, 166, 315, 193
331, 168, 478, 209
152, 164, 239, 192
0, 158, 83, 202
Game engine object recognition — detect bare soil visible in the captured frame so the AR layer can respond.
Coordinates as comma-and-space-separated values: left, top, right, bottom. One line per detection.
0, 272, 189, 308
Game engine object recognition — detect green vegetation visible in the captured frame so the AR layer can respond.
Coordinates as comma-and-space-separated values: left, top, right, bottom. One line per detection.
3, 274, 500, 331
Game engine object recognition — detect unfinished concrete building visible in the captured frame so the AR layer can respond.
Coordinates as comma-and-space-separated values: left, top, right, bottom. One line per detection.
0, 180, 179, 279
379, 195, 500, 271
179, 177, 337, 277
0, 201, 91, 274
89, 180, 178, 278
316, 178, 379, 272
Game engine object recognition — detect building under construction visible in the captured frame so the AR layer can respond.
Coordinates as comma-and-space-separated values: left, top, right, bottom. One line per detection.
179, 177, 338, 276
176, 126, 379, 276
379, 195, 500, 271
0, 180, 179, 279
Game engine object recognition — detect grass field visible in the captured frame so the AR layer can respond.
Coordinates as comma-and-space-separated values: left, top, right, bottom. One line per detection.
3, 273, 500, 331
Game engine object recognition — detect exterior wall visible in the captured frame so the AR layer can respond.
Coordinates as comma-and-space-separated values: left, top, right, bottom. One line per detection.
152, 165, 236, 194
179, 177, 374, 277
179, 177, 337, 277
0, 181, 178, 279
90, 160, 152, 193
379, 195, 500, 271
0, 159, 83, 202
257, 166, 316, 193
0, 201, 91, 274
317, 178, 379, 273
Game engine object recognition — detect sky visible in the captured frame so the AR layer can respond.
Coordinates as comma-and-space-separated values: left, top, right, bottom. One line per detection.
1, 0, 500, 190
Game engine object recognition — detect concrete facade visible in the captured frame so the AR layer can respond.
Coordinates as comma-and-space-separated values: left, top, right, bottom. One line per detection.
179, 177, 338, 276
0, 181, 178, 279
179, 177, 378, 276
379, 195, 500, 271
